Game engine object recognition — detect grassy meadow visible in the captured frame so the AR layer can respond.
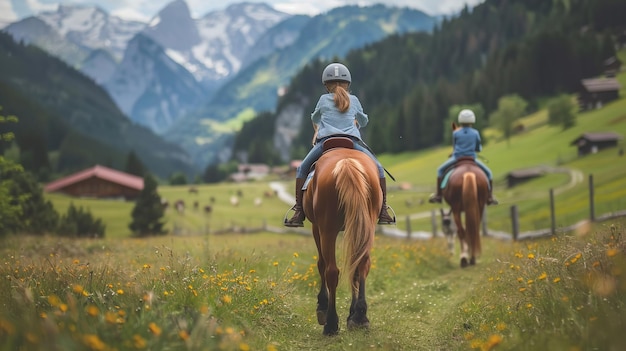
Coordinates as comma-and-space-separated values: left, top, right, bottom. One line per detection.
2, 51, 626, 351
1, 219, 625, 350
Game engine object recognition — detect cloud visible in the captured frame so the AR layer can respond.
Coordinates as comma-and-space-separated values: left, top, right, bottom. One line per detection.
0, 2, 19, 23
24, 0, 58, 13
111, 7, 151, 22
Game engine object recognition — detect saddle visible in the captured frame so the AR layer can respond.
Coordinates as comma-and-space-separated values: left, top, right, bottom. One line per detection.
303, 137, 355, 190
322, 136, 354, 152
442, 156, 474, 175
441, 156, 480, 189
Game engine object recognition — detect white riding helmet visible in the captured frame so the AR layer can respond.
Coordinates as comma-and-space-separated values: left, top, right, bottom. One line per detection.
458, 109, 476, 124
322, 63, 351, 85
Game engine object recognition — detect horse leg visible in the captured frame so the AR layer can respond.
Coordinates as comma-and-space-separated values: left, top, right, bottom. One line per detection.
347, 256, 370, 330
312, 226, 329, 326
453, 211, 469, 268
447, 231, 455, 255
320, 233, 340, 336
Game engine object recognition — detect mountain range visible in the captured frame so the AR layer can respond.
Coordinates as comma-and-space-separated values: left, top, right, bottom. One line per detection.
2, 1, 437, 171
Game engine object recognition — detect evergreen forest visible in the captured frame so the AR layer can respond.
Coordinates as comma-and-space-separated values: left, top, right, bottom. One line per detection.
233, 0, 625, 163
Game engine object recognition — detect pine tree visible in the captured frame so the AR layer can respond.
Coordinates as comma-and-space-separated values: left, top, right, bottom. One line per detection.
129, 174, 166, 237
124, 150, 146, 177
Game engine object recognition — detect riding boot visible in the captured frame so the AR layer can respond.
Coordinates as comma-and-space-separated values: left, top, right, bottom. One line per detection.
284, 178, 306, 227
487, 179, 499, 205
378, 178, 396, 224
428, 177, 443, 203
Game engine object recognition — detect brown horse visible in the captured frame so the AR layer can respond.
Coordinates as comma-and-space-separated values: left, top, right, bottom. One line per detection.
302, 138, 382, 336
442, 156, 489, 268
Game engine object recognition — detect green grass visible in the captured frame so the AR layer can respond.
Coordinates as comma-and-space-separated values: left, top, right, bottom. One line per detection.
1, 219, 624, 350
42, 51, 626, 240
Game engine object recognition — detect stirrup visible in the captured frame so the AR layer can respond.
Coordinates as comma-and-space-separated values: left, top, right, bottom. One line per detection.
428, 194, 442, 204
283, 206, 305, 227
378, 206, 396, 225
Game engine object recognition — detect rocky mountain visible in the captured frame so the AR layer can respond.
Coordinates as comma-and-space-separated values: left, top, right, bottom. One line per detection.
166, 4, 437, 166
105, 33, 207, 134
142, 0, 290, 90
0, 31, 196, 179
3, 1, 291, 135
4, 4, 145, 66
3, 1, 437, 171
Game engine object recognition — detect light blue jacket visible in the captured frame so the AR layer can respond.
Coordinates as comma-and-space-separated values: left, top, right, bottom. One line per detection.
311, 93, 368, 139
437, 126, 492, 179
296, 93, 384, 178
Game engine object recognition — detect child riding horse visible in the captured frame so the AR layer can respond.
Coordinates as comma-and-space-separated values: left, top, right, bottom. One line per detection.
429, 109, 498, 206
284, 62, 394, 227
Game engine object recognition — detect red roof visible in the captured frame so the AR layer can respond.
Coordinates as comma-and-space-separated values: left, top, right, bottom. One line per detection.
44, 165, 144, 192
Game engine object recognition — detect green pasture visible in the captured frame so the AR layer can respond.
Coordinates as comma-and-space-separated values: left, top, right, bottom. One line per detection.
1, 218, 624, 350
43, 50, 626, 239
44, 96, 626, 238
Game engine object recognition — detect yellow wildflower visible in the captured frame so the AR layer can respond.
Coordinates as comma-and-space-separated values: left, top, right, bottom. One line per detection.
148, 322, 162, 336
222, 295, 232, 304
86, 305, 99, 317
133, 334, 146, 349
82, 334, 106, 351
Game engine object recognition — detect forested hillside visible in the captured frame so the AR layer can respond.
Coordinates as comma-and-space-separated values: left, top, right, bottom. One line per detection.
233, 0, 624, 163
0, 31, 197, 180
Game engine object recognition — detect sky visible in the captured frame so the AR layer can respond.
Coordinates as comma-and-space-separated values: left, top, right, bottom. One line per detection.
0, 0, 484, 26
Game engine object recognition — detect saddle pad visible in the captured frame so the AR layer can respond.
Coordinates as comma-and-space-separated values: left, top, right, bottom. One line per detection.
441, 169, 454, 189
441, 168, 491, 189
302, 170, 315, 190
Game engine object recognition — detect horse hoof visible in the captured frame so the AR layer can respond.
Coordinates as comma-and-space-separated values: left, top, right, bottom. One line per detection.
323, 325, 339, 336
460, 258, 469, 268
316, 311, 327, 325
347, 319, 370, 330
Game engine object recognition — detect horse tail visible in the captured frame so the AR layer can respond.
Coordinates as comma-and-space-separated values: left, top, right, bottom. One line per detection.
332, 158, 376, 288
462, 172, 481, 255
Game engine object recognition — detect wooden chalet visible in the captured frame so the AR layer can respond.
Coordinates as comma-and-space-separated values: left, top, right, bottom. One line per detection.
505, 168, 545, 188
44, 165, 144, 200
570, 132, 622, 156
603, 56, 622, 77
578, 78, 621, 111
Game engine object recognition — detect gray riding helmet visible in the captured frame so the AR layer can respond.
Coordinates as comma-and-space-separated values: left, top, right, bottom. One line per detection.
322, 63, 351, 85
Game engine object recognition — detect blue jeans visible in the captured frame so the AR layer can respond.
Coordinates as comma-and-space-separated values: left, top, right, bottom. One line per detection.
436, 156, 492, 180
296, 138, 385, 178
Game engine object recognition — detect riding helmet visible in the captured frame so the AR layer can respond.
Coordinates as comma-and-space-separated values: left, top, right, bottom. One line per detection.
322, 63, 351, 85
458, 109, 476, 124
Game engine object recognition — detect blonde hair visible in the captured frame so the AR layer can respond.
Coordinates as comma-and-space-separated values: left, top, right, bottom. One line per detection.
325, 82, 350, 113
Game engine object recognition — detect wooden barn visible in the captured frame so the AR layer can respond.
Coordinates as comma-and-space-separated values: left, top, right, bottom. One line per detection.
44, 165, 144, 200
570, 132, 622, 156
603, 56, 622, 77
578, 78, 621, 111
506, 168, 545, 188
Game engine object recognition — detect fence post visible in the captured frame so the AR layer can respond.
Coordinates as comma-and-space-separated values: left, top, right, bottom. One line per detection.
482, 209, 488, 237
511, 205, 519, 241
589, 174, 595, 221
406, 215, 412, 239
549, 188, 556, 235
431, 209, 438, 237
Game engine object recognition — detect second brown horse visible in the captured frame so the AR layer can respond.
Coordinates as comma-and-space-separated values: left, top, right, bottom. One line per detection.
442, 157, 489, 267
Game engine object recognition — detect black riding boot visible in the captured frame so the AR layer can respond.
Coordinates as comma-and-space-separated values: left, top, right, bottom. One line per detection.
378, 178, 395, 224
488, 179, 499, 205
285, 178, 306, 227
428, 177, 443, 203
